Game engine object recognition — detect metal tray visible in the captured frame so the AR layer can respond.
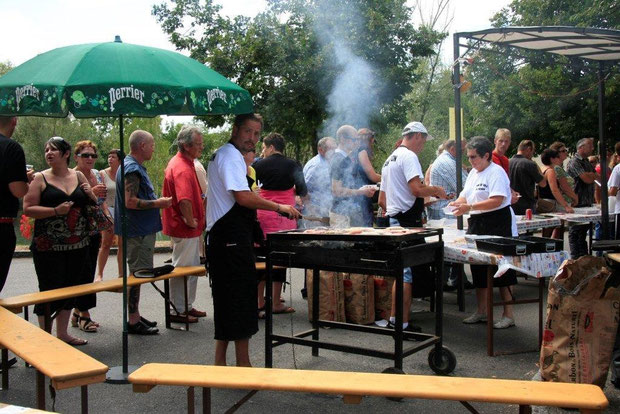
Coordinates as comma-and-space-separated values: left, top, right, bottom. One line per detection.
475, 237, 536, 256
519, 235, 563, 253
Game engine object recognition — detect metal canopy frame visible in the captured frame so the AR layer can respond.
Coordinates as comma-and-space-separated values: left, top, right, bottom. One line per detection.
452, 26, 620, 236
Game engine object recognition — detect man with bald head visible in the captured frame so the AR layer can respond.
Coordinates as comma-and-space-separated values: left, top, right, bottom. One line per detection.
330, 125, 376, 227
115, 129, 172, 335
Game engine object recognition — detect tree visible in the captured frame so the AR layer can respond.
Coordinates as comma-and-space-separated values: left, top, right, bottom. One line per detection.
152, 0, 444, 164
461, 0, 620, 153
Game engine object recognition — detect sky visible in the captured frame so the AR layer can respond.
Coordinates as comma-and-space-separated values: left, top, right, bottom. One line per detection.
0, 0, 511, 123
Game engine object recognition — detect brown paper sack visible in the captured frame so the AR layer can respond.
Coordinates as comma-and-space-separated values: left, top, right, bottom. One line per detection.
540, 256, 620, 387
343, 274, 375, 325
306, 270, 346, 322
374, 277, 395, 321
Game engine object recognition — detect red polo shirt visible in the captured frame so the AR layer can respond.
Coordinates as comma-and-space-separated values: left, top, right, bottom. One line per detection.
162, 152, 205, 238
492, 150, 510, 175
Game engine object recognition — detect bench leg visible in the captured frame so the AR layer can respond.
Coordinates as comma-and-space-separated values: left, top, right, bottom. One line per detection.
518, 404, 532, 414
164, 279, 171, 330
187, 386, 195, 414
81, 385, 88, 414
202, 387, 211, 414
184, 276, 190, 331
1, 348, 8, 389
36, 370, 45, 410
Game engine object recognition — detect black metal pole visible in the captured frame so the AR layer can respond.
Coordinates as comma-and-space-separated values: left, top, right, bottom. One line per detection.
598, 62, 609, 239
119, 114, 129, 372
107, 114, 136, 384
453, 33, 464, 230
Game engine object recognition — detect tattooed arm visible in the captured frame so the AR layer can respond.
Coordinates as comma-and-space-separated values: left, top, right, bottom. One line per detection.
124, 172, 172, 210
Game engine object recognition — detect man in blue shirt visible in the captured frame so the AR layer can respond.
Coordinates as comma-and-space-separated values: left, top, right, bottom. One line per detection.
428, 139, 468, 219
301, 136, 337, 227
115, 130, 172, 335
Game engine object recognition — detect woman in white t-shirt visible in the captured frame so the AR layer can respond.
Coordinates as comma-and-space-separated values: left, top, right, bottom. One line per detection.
608, 161, 620, 239
449, 136, 517, 329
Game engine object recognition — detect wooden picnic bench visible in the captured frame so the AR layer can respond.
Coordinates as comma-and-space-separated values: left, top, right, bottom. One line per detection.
0, 266, 206, 331
129, 363, 609, 414
0, 306, 108, 414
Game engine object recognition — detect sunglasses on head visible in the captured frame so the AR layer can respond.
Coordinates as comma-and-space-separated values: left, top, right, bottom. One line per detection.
78, 153, 98, 159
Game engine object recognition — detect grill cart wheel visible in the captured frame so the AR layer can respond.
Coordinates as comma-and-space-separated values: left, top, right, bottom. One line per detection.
382, 367, 406, 401
428, 346, 456, 375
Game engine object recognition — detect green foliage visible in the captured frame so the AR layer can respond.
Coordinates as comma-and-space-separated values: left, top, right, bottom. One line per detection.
152, 0, 444, 165
460, 0, 620, 155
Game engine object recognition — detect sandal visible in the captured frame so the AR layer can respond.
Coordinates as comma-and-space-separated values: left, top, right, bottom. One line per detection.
79, 317, 98, 333
63, 337, 88, 346
70, 312, 80, 328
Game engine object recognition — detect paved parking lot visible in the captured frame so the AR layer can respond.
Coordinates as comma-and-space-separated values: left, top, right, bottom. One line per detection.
1, 253, 618, 413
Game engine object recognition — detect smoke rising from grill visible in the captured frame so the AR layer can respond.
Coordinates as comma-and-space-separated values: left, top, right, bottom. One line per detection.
313, 2, 383, 138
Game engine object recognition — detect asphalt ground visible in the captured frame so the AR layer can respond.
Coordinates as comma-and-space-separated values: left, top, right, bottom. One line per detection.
1, 253, 618, 414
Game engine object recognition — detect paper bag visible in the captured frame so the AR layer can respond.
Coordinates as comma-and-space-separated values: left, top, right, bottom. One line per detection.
540, 256, 620, 387
306, 270, 346, 322
343, 273, 375, 325
374, 276, 394, 321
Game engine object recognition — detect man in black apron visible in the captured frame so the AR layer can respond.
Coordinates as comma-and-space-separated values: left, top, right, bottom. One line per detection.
377, 121, 447, 331
206, 113, 300, 367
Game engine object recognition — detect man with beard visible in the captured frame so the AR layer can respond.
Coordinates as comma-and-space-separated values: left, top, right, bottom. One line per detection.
206, 113, 300, 366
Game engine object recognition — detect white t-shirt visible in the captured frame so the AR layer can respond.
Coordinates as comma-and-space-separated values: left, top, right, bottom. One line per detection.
206, 143, 250, 231
609, 163, 620, 214
460, 162, 511, 215
380, 146, 424, 217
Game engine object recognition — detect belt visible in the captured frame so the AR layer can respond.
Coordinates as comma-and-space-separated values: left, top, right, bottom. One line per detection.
0, 217, 15, 223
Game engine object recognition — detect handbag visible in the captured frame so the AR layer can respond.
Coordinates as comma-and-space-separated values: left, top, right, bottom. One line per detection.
84, 203, 113, 235
536, 198, 556, 214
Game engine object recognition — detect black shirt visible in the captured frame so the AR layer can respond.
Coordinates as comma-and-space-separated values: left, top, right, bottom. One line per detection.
254, 153, 307, 196
0, 134, 27, 217
509, 154, 543, 215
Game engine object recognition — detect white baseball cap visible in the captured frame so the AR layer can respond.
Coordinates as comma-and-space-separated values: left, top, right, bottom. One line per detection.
402, 121, 433, 140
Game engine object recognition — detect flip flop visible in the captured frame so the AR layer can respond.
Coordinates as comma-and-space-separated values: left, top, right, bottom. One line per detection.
272, 306, 295, 314
64, 337, 88, 346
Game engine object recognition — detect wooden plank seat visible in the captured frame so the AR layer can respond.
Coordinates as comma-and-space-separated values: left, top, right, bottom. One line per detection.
0, 306, 108, 413
129, 363, 608, 414
0, 266, 206, 331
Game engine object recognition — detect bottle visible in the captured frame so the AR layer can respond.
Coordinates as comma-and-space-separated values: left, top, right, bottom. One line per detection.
525, 208, 533, 220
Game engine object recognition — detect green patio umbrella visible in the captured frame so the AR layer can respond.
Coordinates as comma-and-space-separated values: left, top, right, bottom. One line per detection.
0, 36, 252, 117
0, 36, 253, 382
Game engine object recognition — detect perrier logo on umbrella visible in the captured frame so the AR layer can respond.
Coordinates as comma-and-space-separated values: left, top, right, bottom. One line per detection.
0, 36, 253, 118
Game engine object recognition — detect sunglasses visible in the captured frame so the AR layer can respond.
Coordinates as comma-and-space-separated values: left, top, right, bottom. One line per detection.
77, 153, 98, 159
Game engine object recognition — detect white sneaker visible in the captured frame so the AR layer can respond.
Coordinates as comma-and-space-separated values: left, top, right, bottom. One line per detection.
374, 319, 389, 327
462, 313, 487, 324
493, 316, 515, 329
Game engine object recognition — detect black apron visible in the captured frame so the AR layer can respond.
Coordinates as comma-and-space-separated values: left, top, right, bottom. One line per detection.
207, 200, 259, 341
467, 205, 517, 288
391, 196, 424, 227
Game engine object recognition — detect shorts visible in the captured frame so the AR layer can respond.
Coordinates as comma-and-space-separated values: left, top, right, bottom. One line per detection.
389, 217, 412, 284
126, 233, 156, 273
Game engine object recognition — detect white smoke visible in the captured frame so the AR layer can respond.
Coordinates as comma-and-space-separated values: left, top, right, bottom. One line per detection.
313, 2, 383, 138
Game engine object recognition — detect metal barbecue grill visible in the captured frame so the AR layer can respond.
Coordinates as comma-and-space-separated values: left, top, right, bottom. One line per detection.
264, 227, 456, 374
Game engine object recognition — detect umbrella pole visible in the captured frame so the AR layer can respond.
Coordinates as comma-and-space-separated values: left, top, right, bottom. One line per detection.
107, 114, 138, 383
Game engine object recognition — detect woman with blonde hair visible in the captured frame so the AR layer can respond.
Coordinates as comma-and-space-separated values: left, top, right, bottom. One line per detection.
71, 140, 108, 333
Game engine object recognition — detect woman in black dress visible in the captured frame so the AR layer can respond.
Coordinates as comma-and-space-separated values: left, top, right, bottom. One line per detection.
23, 137, 97, 345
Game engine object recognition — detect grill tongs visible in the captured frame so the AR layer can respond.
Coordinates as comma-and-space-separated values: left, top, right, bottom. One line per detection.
277, 211, 329, 225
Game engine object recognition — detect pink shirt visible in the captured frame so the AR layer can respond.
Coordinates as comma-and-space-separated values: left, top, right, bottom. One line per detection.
162, 152, 205, 238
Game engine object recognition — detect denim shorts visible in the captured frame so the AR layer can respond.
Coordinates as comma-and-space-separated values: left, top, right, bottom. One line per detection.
389, 217, 413, 284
